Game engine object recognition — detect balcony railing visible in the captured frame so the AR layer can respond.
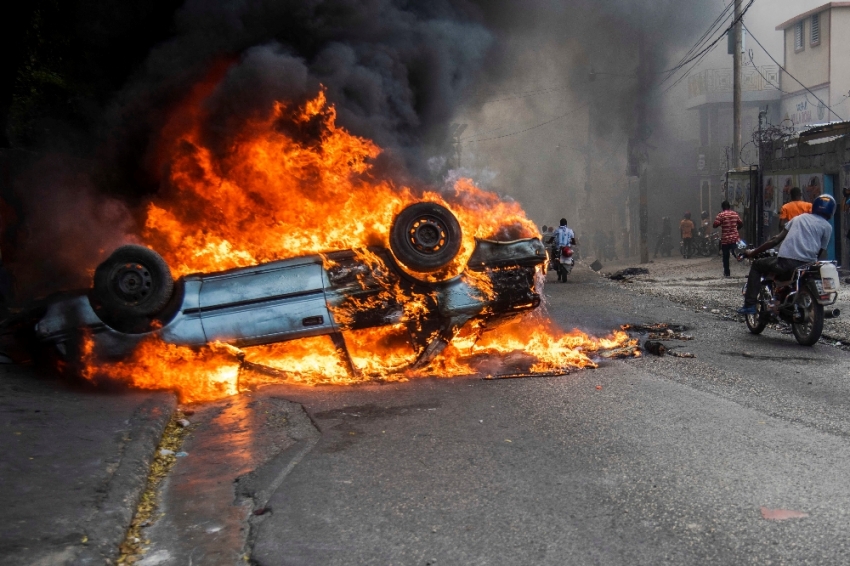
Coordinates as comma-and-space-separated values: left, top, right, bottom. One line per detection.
688, 66, 780, 99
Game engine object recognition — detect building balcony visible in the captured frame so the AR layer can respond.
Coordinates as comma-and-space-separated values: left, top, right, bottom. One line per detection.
686, 66, 783, 109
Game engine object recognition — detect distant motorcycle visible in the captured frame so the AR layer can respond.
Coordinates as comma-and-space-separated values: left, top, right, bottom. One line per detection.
697, 232, 721, 257
740, 249, 840, 345
547, 239, 575, 282
558, 244, 575, 282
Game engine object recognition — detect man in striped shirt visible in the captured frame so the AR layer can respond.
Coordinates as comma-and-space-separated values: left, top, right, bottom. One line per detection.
713, 201, 743, 277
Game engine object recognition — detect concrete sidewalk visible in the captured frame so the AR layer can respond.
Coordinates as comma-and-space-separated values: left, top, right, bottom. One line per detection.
0, 364, 175, 565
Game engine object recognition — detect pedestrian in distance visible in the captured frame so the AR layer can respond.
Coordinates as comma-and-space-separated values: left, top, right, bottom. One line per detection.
713, 201, 743, 277
680, 212, 695, 259
778, 187, 812, 230
738, 194, 835, 315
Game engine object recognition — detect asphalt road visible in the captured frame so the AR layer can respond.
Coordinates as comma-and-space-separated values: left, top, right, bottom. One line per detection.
144, 264, 850, 565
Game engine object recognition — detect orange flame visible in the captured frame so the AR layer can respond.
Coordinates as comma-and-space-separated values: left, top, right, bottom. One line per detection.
77, 87, 635, 402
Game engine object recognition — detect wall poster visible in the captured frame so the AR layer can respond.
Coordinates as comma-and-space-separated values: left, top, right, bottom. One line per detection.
801, 173, 823, 203
778, 175, 796, 206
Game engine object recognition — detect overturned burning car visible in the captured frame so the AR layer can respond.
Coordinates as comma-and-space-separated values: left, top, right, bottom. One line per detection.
34, 203, 547, 371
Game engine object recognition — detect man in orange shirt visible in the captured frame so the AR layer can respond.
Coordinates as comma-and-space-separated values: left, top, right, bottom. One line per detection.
680, 212, 695, 258
779, 187, 812, 229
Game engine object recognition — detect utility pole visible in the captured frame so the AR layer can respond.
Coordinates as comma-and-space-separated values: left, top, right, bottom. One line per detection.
449, 123, 467, 169
732, 0, 743, 169
584, 69, 595, 234
638, 33, 649, 264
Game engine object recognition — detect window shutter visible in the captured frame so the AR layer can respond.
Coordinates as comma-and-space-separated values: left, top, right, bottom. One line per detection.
811, 13, 820, 45
794, 21, 804, 50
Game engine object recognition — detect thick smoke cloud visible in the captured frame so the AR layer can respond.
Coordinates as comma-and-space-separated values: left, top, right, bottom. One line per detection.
6, 0, 715, 298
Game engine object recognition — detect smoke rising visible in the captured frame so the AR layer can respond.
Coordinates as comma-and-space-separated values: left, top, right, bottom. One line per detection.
5, 0, 716, 298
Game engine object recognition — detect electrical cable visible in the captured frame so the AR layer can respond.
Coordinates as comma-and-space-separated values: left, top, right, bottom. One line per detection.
461, 103, 589, 144
745, 25, 843, 121
655, 0, 755, 79
660, 0, 736, 85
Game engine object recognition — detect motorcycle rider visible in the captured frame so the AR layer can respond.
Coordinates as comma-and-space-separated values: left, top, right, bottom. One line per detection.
738, 194, 835, 315
553, 218, 576, 282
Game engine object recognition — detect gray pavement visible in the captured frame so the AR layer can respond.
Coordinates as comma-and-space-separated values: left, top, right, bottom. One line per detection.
246, 264, 850, 565
0, 366, 175, 566
4, 260, 850, 565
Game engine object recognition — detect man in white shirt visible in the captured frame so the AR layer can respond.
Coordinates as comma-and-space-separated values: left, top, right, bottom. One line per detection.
738, 195, 835, 314
553, 218, 576, 282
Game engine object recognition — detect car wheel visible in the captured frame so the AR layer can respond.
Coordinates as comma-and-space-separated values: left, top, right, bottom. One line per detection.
390, 203, 462, 272
93, 245, 174, 318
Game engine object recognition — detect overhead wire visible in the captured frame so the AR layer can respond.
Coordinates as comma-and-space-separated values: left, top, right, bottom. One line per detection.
461, 102, 589, 144
659, 0, 736, 85
459, 0, 754, 145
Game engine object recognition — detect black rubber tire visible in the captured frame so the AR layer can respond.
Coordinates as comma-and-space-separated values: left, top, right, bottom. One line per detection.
746, 286, 769, 334
93, 245, 174, 318
389, 203, 462, 272
792, 287, 824, 346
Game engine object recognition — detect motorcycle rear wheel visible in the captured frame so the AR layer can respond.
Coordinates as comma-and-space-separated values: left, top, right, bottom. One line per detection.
791, 288, 824, 346
746, 287, 770, 334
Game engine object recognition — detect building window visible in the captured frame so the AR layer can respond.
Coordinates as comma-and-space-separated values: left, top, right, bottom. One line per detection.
811, 13, 821, 46
794, 20, 804, 51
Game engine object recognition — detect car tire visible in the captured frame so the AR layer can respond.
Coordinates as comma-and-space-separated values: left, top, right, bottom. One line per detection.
390, 203, 462, 272
93, 245, 174, 318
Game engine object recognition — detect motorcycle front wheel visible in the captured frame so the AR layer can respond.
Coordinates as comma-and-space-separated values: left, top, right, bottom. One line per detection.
791, 287, 824, 346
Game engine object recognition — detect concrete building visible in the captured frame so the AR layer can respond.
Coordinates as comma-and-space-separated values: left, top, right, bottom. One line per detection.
685, 63, 781, 218
776, 2, 850, 130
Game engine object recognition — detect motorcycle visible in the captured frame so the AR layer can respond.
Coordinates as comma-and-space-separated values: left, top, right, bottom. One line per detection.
547, 240, 575, 282
740, 249, 841, 346
697, 231, 721, 257
558, 244, 575, 282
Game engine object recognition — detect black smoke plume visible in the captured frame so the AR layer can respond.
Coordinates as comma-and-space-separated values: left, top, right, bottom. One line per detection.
2, 0, 714, 298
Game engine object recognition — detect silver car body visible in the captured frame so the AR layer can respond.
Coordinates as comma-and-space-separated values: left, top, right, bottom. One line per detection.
35, 238, 546, 366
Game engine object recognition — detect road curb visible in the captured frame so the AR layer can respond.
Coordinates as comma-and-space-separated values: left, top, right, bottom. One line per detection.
77, 394, 178, 565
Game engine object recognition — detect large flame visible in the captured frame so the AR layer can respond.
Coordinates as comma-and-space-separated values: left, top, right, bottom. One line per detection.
79, 87, 635, 402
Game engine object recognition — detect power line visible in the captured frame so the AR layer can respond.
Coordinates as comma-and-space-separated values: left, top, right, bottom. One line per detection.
660, 0, 736, 85
655, 0, 755, 80
745, 25, 843, 122
461, 103, 589, 144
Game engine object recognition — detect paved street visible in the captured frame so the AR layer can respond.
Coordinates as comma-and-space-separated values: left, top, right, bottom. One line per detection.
143, 261, 850, 565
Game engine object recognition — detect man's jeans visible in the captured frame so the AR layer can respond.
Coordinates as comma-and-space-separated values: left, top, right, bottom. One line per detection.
721, 243, 735, 276
682, 237, 693, 258
744, 256, 808, 305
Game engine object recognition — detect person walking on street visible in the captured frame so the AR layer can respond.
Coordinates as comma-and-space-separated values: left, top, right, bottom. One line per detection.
553, 218, 575, 282
738, 195, 835, 314
680, 212, 695, 258
713, 201, 743, 277
779, 187, 811, 230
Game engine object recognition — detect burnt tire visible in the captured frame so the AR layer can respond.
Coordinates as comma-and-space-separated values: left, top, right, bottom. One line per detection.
389, 203, 462, 272
93, 245, 174, 318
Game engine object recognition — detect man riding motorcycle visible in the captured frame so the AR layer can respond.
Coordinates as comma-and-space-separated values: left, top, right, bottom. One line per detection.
553, 218, 576, 283
738, 194, 835, 315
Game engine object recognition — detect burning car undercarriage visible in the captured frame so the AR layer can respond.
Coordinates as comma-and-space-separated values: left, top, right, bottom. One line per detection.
35, 203, 548, 374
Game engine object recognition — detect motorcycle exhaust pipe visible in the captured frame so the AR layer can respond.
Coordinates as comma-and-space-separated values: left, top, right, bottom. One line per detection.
825, 308, 841, 319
